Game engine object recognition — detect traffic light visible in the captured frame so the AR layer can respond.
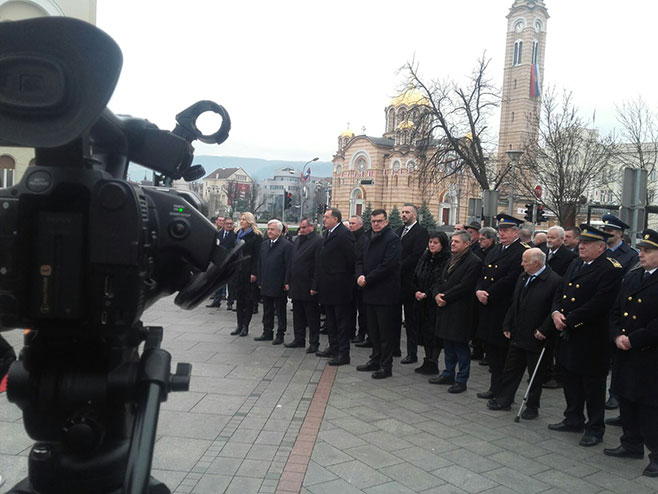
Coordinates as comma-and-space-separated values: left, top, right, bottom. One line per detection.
284, 190, 292, 210
524, 203, 534, 222
537, 205, 548, 223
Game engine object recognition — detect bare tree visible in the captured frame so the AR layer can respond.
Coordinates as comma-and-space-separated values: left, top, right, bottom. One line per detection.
614, 96, 658, 202
405, 56, 509, 193
517, 89, 616, 225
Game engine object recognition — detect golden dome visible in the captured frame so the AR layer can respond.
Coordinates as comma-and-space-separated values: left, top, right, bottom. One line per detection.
390, 87, 429, 108
397, 120, 415, 130
339, 127, 355, 138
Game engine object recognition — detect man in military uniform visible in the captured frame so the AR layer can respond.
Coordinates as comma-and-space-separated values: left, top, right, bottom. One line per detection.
601, 213, 639, 275
604, 229, 658, 477
475, 214, 528, 400
548, 225, 623, 447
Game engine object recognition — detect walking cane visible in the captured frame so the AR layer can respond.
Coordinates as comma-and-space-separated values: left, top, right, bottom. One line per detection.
514, 344, 546, 423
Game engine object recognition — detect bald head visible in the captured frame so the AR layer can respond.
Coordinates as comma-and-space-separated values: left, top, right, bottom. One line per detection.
521, 247, 546, 276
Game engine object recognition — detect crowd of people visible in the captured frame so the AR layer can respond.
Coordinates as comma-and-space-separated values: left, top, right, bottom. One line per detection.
206, 204, 657, 478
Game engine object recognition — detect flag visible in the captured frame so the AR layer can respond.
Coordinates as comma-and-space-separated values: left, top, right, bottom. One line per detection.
530, 64, 540, 99
301, 167, 311, 183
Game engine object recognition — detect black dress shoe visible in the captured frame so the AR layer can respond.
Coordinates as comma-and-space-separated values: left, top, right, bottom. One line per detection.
521, 408, 539, 420
319, 328, 328, 335
400, 355, 418, 364
226, 304, 233, 311
328, 355, 350, 366
542, 379, 562, 389
578, 434, 602, 447
239, 328, 248, 337
372, 369, 392, 379
393, 349, 402, 357
356, 361, 379, 372
487, 399, 511, 411
306, 345, 319, 354
605, 415, 622, 426
354, 339, 373, 348
548, 421, 584, 433
315, 348, 336, 358
415, 359, 439, 375
603, 445, 644, 459
284, 340, 305, 348
476, 390, 494, 399
272, 336, 284, 345
643, 459, 658, 477
254, 333, 274, 342
605, 395, 619, 410
479, 358, 489, 366
428, 374, 455, 385
448, 382, 467, 394
230, 327, 241, 335
351, 336, 365, 344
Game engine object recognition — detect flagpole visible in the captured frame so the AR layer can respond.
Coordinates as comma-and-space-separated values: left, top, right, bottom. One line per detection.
299, 157, 318, 221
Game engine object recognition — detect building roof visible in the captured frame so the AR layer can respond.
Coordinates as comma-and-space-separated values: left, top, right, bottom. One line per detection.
389, 86, 429, 108
205, 167, 240, 180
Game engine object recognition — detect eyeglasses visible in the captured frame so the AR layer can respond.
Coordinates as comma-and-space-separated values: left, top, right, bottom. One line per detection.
371, 219, 386, 224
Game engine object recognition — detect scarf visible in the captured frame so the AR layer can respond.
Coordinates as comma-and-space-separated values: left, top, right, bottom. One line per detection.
447, 248, 468, 274
237, 227, 252, 239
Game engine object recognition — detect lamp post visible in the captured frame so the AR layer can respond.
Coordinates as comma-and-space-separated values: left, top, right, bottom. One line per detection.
506, 149, 524, 215
299, 157, 318, 220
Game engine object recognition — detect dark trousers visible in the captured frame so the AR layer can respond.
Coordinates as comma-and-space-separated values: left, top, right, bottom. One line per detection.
395, 299, 418, 356
443, 340, 471, 383
292, 299, 320, 346
542, 336, 563, 383
0, 334, 16, 378
485, 343, 509, 395
498, 344, 546, 409
561, 367, 607, 438
620, 396, 658, 459
367, 304, 397, 371
236, 296, 254, 331
325, 303, 351, 356
349, 290, 368, 340
262, 295, 287, 336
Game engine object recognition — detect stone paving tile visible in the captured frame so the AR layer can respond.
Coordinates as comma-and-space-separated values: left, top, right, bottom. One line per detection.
379, 462, 444, 491
191, 473, 232, 493
531, 469, 601, 493
306, 478, 367, 494
357, 430, 414, 452
432, 465, 499, 493
343, 444, 404, 469
157, 410, 231, 440
419, 485, 468, 494
318, 427, 368, 450
392, 446, 453, 471
325, 459, 392, 490
362, 480, 418, 493
439, 448, 502, 474
310, 441, 354, 467
152, 436, 213, 471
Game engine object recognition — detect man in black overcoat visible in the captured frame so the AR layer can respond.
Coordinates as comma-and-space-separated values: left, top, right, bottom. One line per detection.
548, 224, 623, 447
395, 204, 429, 364
466, 221, 485, 260
255, 219, 292, 345
429, 230, 482, 393
348, 215, 368, 344
602, 213, 639, 275
475, 214, 528, 400
356, 209, 401, 379
604, 229, 658, 477
486, 248, 561, 418
285, 218, 322, 352
220, 217, 238, 310
314, 208, 355, 366
545, 226, 578, 277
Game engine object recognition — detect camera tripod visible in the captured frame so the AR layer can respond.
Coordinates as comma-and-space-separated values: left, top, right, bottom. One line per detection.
5, 325, 190, 494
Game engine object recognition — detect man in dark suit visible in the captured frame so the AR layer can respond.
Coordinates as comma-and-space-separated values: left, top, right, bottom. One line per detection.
285, 218, 322, 352
255, 219, 292, 345
395, 204, 429, 364
602, 213, 639, 276
465, 221, 484, 259
356, 209, 401, 379
564, 226, 580, 253
475, 214, 529, 400
548, 224, 623, 447
604, 229, 658, 477
220, 217, 238, 310
207, 217, 236, 308
544, 226, 578, 277
348, 215, 368, 344
486, 248, 561, 419
314, 208, 355, 366
429, 230, 482, 392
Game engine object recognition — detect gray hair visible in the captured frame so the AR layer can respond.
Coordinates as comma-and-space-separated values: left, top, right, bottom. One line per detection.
526, 247, 546, 265
452, 230, 472, 243
547, 225, 565, 238
480, 227, 497, 241
518, 228, 532, 242
267, 219, 283, 232
402, 203, 418, 215
349, 215, 363, 226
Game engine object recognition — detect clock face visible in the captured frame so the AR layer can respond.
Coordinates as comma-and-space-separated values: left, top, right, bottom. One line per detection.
514, 19, 525, 32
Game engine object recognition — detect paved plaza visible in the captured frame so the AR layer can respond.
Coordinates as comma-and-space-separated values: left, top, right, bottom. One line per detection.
1, 297, 656, 494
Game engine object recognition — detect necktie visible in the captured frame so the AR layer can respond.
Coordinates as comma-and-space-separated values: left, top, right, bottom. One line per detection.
548, 250, 555, 261
401, 226, 410, 238
524, 274, 536, 288
643, 270, 651, 281
223, 231, 227, 240
270, 241, 274, 249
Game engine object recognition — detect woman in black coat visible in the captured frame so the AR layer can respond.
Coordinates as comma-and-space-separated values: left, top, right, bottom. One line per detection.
412, 232, 450, 375
231, 212, 263, 336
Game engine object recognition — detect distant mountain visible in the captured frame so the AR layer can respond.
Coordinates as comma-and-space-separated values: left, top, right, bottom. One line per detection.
192, 156, 333, 181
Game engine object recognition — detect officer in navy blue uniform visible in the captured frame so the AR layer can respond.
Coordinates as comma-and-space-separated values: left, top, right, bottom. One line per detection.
475, 214, 529, 400
548, 224, 623, 447
604, 229, 658, 477
601, 213, 639, 275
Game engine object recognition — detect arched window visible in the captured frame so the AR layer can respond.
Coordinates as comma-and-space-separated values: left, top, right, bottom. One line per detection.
393, 176, 398, 187
531, 40, 539, 64
513, 40, 523, 66
0, 155, 16, 188
387, 108, 396, 133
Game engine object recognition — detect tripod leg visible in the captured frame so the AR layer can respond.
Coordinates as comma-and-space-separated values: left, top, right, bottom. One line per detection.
514, 346, 546, 423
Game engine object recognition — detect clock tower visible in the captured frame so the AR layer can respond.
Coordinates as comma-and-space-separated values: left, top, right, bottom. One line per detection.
498, 0, 549, 155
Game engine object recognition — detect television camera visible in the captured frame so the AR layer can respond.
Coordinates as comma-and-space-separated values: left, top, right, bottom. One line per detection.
0, 16, 244, 494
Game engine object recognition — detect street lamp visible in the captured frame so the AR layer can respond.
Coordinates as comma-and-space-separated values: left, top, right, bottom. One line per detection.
506, 149, 524, 215
299, 157, 319, 220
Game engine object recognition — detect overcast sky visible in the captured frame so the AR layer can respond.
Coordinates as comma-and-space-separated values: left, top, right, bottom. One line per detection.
96, 0, 654, 163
